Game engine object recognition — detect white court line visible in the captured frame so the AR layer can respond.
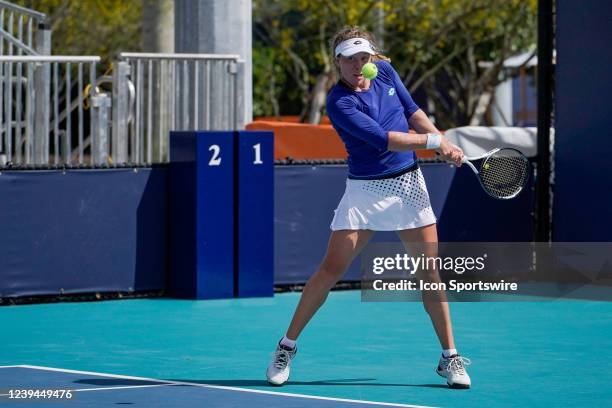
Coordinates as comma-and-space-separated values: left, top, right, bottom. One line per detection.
0, 365, 21, 369
12, 365, 438, 408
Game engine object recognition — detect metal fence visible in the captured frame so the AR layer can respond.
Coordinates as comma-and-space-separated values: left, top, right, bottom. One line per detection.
0, 3, 246, 167
0, 53, 245, 167
117, 53, 245, 164
0, 0, 50, 56
0, 56, 107, 166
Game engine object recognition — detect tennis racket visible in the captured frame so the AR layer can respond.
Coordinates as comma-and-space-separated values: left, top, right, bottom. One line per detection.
460, 148, 530, 199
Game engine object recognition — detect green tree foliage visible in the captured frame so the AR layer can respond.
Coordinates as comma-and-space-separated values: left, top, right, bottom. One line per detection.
15, 0, 142, 66
254, 0, 537, 128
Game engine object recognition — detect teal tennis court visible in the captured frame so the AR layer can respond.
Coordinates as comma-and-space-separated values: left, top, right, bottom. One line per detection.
2, 291, 610, 407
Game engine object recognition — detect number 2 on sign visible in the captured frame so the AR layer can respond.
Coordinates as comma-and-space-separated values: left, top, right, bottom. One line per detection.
253, 143, 263, 165
208, 145, 221, 166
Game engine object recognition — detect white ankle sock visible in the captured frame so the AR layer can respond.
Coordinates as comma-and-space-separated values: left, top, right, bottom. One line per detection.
442, 348, 457, 358
280, 335, 297, 349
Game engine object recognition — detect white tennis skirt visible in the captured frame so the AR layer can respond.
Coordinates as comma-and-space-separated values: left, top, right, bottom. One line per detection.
330, 167, 437, 231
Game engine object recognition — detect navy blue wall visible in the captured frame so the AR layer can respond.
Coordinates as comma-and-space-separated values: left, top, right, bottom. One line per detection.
0, 163, 534, 296
554, 1, 612, 241
0, 169, 167, 298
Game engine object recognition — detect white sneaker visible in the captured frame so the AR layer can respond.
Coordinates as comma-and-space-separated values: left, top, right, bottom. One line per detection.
266, 343, 297, 386
436, 354, 471, 389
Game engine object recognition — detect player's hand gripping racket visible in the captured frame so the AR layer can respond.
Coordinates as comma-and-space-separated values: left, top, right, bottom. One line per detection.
461, 148, 530, 199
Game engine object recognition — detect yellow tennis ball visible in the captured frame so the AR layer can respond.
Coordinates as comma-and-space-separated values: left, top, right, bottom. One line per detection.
483, 163, 490, 170
361, 62, 378, 80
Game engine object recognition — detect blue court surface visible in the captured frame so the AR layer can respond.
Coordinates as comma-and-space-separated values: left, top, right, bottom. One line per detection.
1, 291, 611, 407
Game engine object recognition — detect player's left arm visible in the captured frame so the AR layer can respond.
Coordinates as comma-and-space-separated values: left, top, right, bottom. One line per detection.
408, 109, 440, 134
407, 109, 462, 163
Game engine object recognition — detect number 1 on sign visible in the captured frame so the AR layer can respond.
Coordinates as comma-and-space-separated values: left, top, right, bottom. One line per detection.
253, 143, 263, 165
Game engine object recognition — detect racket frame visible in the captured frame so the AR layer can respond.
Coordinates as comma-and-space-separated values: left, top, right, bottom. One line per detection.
461, 148, 501, 174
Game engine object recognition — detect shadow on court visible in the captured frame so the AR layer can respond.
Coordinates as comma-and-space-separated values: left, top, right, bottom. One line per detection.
73, 378, 173, 386
74, 377, 449, 389
169, 379, 450, 389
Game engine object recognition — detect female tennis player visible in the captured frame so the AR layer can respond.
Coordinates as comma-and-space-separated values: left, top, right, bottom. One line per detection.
266, 26, 471, 389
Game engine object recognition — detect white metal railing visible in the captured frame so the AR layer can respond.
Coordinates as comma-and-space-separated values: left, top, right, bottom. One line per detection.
117, 53, 245, 164
0, 0, 50, 56
0, 53, 247, 167
0, 0, 247, 168
0, 1, 54, 166
0, 55, 108, 166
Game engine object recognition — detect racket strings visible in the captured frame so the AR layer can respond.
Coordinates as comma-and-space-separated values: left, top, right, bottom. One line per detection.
479, 151, 529, 199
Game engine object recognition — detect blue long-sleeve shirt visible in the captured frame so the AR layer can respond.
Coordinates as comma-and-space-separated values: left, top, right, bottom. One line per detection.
326, 60, 420, 179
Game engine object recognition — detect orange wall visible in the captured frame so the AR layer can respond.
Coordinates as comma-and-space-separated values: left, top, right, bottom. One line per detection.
247, 119, 436, 160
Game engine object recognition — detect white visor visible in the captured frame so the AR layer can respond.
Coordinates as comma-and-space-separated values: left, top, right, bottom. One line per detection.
335, 38, 376, 57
